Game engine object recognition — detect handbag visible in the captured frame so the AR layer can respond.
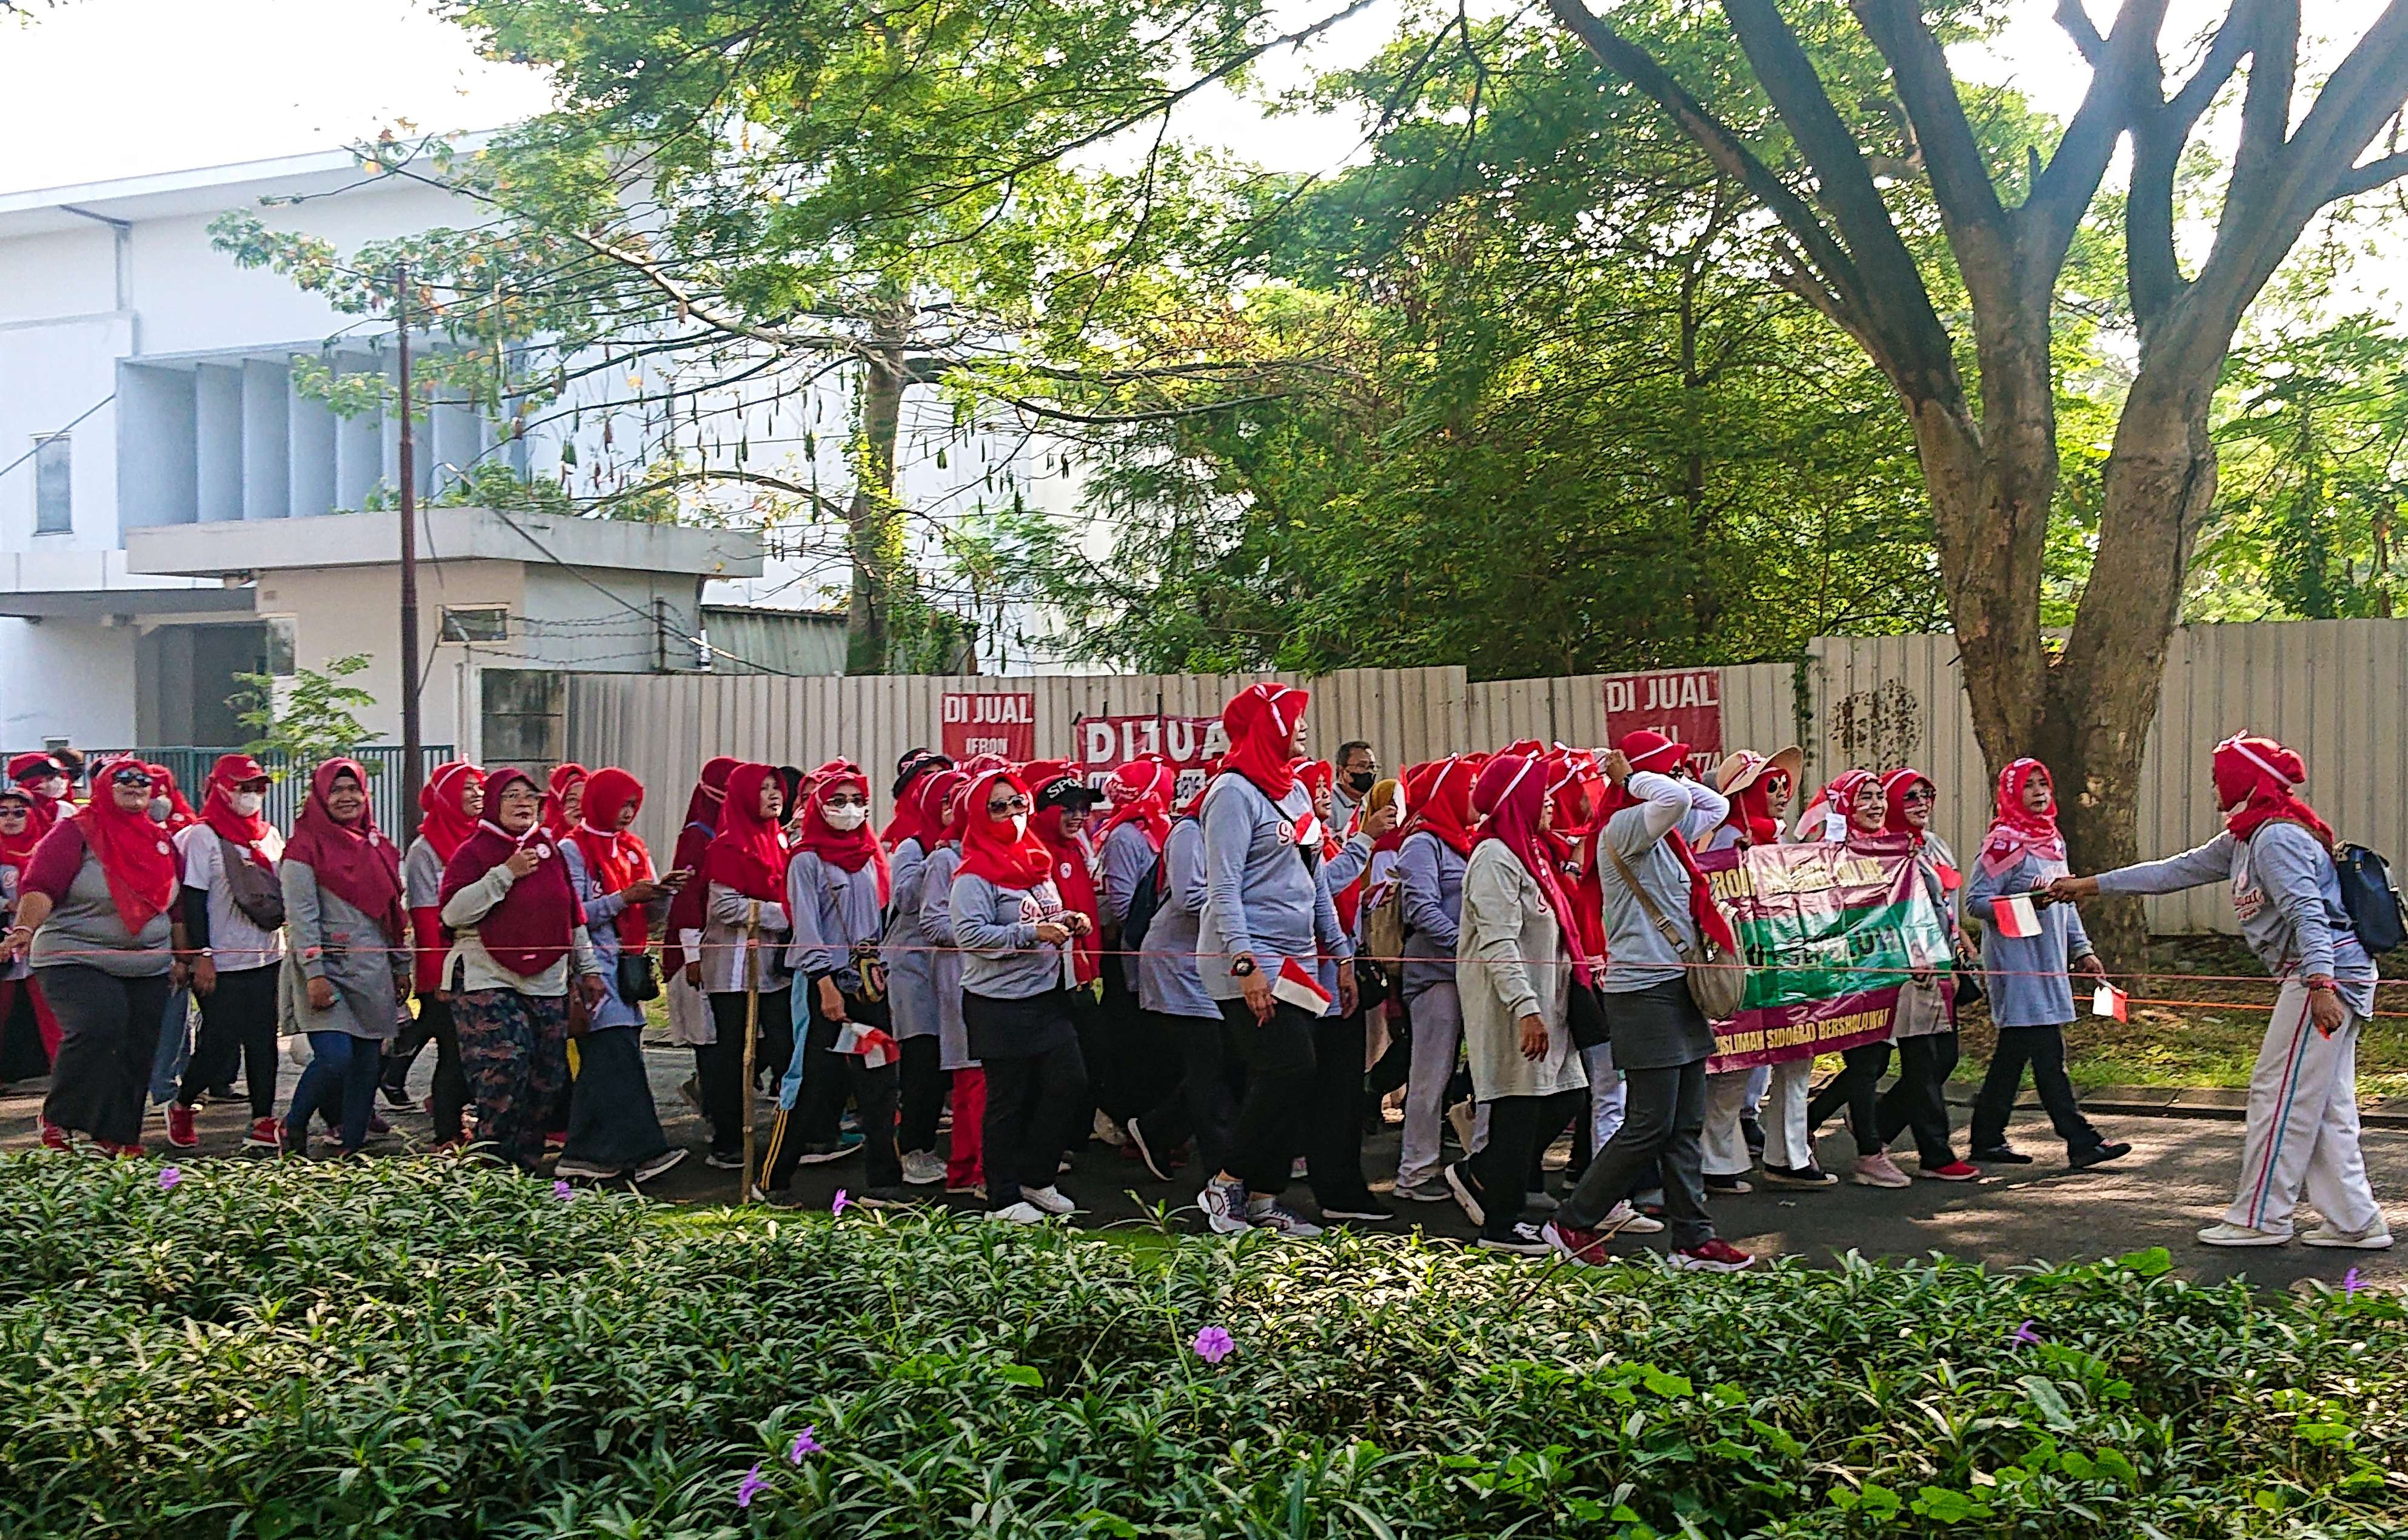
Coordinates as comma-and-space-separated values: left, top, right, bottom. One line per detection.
615, 948, 661, 1004
1566, 977, 1611, 1050
1602, 835, 1746, 1021
218, 835, 286, 930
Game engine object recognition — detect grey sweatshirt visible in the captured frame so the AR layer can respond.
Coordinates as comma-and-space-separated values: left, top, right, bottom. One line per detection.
783, 848, 885, 989
1197, 774, 1323, 1002
1396, 831, 1467, 1000
949, 870, 1074, 1001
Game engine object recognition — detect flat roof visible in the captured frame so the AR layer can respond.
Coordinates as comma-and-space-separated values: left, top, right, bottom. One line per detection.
126, 507, 765, 581
0, 136, 496, 238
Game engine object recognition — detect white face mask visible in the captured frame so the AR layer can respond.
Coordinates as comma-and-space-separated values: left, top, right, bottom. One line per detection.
821, 803, 869, 832
1010, 813, 1029, 841
148, 796, 172, 823
39, 776, 68, 799
232, 792, 264, 818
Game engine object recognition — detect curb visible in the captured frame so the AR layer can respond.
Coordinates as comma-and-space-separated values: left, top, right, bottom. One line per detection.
1944, 1085, 2408, 1130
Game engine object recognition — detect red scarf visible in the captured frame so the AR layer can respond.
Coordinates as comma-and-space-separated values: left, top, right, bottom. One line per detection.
1219, 682, 1308, 801
1097, 757, 1175, 853
1297, 759, 1365, 932
1031, 800, 1102, 984
199, 752, 276, 871
1600, 732, 1737, 955
1975, 757, 2065, 876
917, 768, 971, 850
703, 762, 792, 909
794, 761, 891, 904
145, 764, 198, 835
1716, 752, 1784, 847
7, 753, 66, 838
2215, 733, 2336, 851
1476, 753, 1594, 986
570, 766, 654, 949
416, 761, 487, 865
0, 792, 40, 874
957, 768, 1054, 888
1405, 755, 1481, 856
1881, 767, 1960, 891
281, 757, 406, 944
541, 763, 588, 841
75, 757, 181, 937
438, 768, 585, 977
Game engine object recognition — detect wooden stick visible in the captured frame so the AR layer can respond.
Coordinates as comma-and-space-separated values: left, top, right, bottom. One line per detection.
740, 899, 761, 1202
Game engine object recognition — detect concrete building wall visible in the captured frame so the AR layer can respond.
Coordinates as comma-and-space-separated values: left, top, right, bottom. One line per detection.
0, 617, 140, 745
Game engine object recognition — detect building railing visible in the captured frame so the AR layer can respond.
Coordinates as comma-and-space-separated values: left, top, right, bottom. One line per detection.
93, 745, 456, 835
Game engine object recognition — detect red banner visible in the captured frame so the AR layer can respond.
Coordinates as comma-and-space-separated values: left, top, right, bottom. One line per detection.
941, 691, 1035, 762
1602, 668, 1723, 775
1075, 712, 1224, 801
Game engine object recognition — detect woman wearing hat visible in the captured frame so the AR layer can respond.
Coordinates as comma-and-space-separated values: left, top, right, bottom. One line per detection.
2054, 734, 2383, 1248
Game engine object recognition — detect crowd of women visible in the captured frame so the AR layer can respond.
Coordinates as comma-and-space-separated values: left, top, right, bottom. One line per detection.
0, 693, 2389, 1263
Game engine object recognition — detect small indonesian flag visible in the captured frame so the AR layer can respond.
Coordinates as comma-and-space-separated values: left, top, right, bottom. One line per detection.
1271, 956, 1333, 1015
2091, 982, 2129, 1022
834, 1022, 900, 1069
1993, 893, 2042, 939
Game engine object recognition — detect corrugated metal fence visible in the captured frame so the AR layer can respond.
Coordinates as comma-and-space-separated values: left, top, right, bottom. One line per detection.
567, 619, 2408, 936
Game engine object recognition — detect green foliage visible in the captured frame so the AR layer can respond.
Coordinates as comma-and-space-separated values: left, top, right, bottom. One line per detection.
432, 458, 579, 519
2, 1155, 2403, 1538
230, 653, 377, 767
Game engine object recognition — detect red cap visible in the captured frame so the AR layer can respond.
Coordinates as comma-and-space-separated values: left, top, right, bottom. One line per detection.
1616, 729, 1691, 774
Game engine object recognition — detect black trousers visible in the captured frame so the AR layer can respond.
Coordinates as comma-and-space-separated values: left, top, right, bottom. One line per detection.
1471, 1088, 1585, 1239
1878, 1033, 1961, 1166
897, 1035, 946, 1155
38, 965, 170, 1148
1970, 1023, 2102, 1155
1304, 1011, 1376, 1207
768, 984, 900, 1189
1365, 1011, 1412, 1098
1557, 1057, 1712, 1251
1218, 998, 1319, 1196
176, 963, 280, 1118
982, 1039, 1089, 1208
699, 988, 794, 1159
383, 994, 470, 1142
1808, 1042, 1893, 1157
1134, 1010, 1241, 1176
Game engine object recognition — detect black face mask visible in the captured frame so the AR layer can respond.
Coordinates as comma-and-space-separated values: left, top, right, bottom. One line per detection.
1345, 770, 1376, 795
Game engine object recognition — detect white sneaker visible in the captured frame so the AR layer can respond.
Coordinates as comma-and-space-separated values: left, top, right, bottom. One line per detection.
1852, 1153, 1910, 1189
552, 1158, 622, 1181
1245, 1197, 1323, 1239
987, 1201, 1046, 1224
2301, 1219, 2395, 1250
1198, 1176, 1251, 1235
1022, 1184, 1077, 1217
1599, 1200, 1666, 1236
2198, 1221, 2292, 1247
900, 1150, 946, 1187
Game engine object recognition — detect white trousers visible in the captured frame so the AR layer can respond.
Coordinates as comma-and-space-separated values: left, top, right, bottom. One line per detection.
2225, 979, 2381, 1235
1399, 982, 1486, 1187
1702, 1058, 1813, 1175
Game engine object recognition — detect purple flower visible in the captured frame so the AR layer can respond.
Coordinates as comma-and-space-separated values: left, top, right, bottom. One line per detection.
157, 1165, 182, 1192
553, 1179, 574, 1201
1192, 1325, 1234, 1364
735, 1462, 768, 1508
788, 1426, 821, 1463
2344, 1267, 2364, 1298
831, 1188, 851, 1215
2010, 1319, 2041, 1346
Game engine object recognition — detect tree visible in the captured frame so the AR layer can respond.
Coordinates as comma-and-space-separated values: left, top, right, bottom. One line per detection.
232, 653, 378, 767
1536, 0, 2408, 948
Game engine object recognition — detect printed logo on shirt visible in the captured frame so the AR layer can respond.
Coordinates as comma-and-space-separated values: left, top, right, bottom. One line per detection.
1018, 893, 1047, 923
2230, 846, 2266, 922
1276, 819, 1296, 845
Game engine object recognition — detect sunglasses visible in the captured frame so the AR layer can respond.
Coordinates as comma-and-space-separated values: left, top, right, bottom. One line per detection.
986, 794, 1031, 814
110, 767, 153, 787
1903, 787, 1936, 805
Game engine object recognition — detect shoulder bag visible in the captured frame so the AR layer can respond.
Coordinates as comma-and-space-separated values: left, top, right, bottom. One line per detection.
1602, 835, 1745, 1021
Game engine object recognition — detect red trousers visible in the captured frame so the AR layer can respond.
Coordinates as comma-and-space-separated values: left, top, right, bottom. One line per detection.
946, 1067, 986, 1188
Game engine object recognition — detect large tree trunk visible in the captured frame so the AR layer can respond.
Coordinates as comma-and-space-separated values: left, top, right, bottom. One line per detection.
844, 321, 909, 676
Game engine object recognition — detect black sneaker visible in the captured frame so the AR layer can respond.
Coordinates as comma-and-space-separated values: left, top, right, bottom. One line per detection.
1319, 1195, 1394, 1222
704, 1150, 746, 1170
1741, 1116, 1767, 1157
1443, 1161, 1486, 1227
1125, 1116, 1176, 1182
857, 1185, 925, 1210
2069, 1141, 2131, 1170
1972, 1145, 2034, 1165
1704, 1172, 1753, 1196
378, 1081, 415, 1110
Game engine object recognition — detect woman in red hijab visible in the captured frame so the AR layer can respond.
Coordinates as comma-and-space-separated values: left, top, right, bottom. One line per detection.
1801, 768, 1913, 1188
386, 759, 484, 1144
7, 756, 177, 1153
145, 765, 198, 835
541, 763, 589, 841
911, 767, 986, 1193
160, 753, 288, 1151
1862, 767, 1985, 1186
691, 762, 796, 1170
0, 784, 64, 1088
661, 755, 737, 1073
1391, 753, 1485, 1204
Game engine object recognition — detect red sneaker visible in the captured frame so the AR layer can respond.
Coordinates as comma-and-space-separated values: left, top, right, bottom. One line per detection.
38, 1119, 71, 1152
244, 1116, 281, 1150
1541, 1219, 1613, 1266
90, 1140, 145, 1160
1921, 1160, 1982, 1182
164, 1104, 200, 1150
1673, 1239, 1756, 1272
544, 1130, 567, 1153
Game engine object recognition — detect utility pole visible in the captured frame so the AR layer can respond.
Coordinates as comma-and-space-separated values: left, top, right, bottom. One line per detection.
395, 264, 424, 822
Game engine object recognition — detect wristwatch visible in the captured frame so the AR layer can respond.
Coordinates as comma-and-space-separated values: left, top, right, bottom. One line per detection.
2306, 976, 2338, 994
1229, 954, 1258, 978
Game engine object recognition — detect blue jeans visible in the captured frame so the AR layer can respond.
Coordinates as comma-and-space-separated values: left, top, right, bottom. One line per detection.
285, 1031, 381, 1152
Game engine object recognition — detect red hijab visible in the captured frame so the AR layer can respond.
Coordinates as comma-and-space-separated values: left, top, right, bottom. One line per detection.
1822, 770, 1884, 838
74, 756, 181, 938
703, 762, 791, 907
682, 756, 738, 836
1476, 753, 1594, 986
283, 757, 406, 943
1219, 682, 1309, 801
145, 765, 198, 835
416, 761, 486, 865
920, 768, 972, 848
7, 753, 66, 836
881, 750, 951, 850
200, 752, 276, 870
1716, 752, 1784, 847
541, 763, 589, 840
2215, 733, 2335, 850
1882, 767, 1959, 890
1405, 755, 1481, 856
1976, 757, 2065, 876
570, 767, 655, 948
1029, 792, 1102, 984
1097, 756, 1176, 853
795, 760, 891, 904
957, 768, 1054, 888
0, 790, 41, 873
438, 767, 585, 976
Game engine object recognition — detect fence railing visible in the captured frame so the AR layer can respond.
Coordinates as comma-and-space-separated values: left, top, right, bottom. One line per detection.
93, 746, 457, 836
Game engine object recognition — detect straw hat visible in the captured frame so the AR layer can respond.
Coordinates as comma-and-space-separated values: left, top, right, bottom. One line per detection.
1714, 745, 1804, 796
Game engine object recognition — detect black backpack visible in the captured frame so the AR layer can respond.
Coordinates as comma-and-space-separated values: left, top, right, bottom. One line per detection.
2334, 843, 2407, 954
1120, 852, 1168, 954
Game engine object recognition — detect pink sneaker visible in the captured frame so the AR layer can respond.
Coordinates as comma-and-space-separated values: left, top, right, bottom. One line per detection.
38, 1119, 71, 1152
1673, 1238, 1756, 1272
1852, 1152, 1911, 1189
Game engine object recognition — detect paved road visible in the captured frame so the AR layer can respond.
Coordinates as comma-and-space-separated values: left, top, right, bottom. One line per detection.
6, 1043, 2398, 1292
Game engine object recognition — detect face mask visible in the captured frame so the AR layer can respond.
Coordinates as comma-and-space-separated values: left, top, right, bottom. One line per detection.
1346, 770, 1375, 795
148, 796, 173, 823
1010, 813, 1029, 841
232, 792, 264, 818
821, 803, 869, 832
39, 777, 68, 799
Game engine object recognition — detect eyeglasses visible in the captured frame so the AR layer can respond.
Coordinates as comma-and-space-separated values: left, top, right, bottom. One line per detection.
0, 805, 25, 819
110, 767, 153, 787
986, 794, 1030, 814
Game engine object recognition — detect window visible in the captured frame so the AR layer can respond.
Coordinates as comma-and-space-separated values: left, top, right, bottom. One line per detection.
440, 605, 509, 643
33, 435, 70, 534
480, 667, 565, 766
263, 617, 296, 677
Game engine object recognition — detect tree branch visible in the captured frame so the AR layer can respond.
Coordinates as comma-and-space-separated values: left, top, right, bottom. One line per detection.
1848, 0, 2010, 303
2027, 0, 2173, 264
2165, 0, 2259, 130
2056, 0, 2109, 62
2332, 148, 2408, 200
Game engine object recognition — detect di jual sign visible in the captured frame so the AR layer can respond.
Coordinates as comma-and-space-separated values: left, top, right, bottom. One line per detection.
1602, 668, 1724, 775
941, 690, 1036, 761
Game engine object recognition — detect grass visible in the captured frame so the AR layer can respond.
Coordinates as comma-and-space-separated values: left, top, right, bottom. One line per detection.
3, 1153, 2405, 1538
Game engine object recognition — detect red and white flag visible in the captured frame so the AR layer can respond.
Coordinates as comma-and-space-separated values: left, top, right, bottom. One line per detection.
835, 1022, 900, 1069
1271, 956, 1333, 1015
1993, 893, 2042, 939
2091, 982, 2129, 1022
